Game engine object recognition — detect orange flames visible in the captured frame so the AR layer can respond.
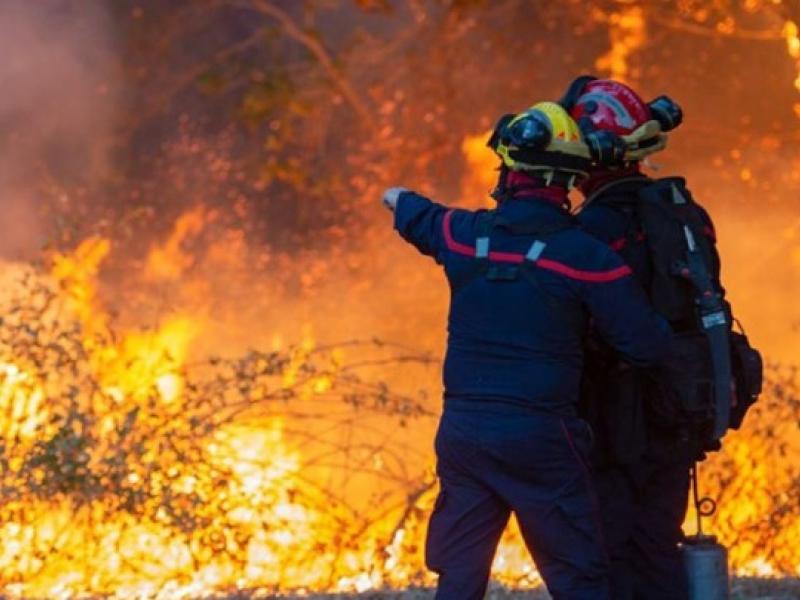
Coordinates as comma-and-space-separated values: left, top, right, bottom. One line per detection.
0, 208, 449, 597
594, 5, 646, 83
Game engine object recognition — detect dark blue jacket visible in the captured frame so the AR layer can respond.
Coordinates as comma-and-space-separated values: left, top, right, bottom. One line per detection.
394, 191, 672, 416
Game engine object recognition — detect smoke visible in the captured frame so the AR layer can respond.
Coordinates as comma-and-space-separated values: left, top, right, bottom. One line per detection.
0, 0, 117, 259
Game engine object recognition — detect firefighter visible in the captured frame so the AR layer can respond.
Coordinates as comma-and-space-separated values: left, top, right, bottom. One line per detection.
561, 76, 722, 600
381, 102, 672, 600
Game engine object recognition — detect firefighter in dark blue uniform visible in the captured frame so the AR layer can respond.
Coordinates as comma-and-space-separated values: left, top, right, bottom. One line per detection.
382, 102, 672, 600
562, 77, 718, 600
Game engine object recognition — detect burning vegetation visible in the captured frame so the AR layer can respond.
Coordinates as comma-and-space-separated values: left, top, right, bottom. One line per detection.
1, 0, 800, 597
0, 242, 438, 596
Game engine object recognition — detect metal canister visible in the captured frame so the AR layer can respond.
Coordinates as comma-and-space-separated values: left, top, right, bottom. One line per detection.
682, 534, 729, 600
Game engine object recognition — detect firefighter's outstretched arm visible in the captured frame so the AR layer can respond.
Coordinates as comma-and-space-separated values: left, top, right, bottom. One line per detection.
382, 188, 449, 260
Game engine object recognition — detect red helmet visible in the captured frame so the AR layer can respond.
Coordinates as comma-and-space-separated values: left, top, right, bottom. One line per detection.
569, 79, 651, 136
559, 75, 682, 163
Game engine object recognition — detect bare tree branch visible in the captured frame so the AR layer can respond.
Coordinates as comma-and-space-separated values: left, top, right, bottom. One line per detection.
229, 0, 372, 121
648, 9, 783, 41
120, 28, 265, 137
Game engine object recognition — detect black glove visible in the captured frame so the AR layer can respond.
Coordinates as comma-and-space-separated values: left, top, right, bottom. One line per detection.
648, 95, 683, 132
583, 129, 627, 166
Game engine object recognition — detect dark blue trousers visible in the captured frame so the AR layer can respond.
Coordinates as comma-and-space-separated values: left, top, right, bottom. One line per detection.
425, 406, 610, 600
594, 456, 691, 600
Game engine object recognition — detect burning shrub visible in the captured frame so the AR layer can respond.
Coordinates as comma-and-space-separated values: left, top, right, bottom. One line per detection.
0, 262, 439, 597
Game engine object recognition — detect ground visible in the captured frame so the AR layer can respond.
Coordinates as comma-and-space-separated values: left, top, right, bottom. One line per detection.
221, 578, 800, 599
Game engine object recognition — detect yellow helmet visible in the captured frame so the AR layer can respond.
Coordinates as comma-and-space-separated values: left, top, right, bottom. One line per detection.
489, 102, 591, 186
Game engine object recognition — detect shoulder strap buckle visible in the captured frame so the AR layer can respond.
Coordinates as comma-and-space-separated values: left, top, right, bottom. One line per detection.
525, 240, 547, 262
475, 236, 490, 259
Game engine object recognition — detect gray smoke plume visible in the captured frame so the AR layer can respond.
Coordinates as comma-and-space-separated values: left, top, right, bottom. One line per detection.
0, 0, 117, 259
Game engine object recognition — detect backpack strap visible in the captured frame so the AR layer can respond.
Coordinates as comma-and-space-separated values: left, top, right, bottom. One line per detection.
672, 222, 732, 440
448, 213, 494, 292
637, 178, 733, 441
525, 240, 547, 262
474, 214, 492, 266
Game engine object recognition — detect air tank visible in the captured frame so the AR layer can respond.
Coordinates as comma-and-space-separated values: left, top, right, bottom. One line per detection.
682, 534, 729, 600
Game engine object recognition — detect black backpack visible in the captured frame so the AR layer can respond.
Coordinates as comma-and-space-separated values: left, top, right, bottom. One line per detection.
587, 178, 763, 453
638, 178, 762, 438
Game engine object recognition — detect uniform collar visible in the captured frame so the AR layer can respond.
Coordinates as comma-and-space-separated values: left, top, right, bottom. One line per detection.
582, 174, 652, 207
501, 170, 569, 207
495, 197, 574, 226
580, 165, 645, 198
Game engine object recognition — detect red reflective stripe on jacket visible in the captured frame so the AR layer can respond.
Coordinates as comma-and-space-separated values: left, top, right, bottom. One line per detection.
442, 209, 632, 282
442, 210, 475, 256
537, 259, 632, 282
444, 210, 525, 263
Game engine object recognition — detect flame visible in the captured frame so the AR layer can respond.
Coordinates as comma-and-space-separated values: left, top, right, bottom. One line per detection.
0, 362, 47, 442
594, 5, 646, 83
0, 421, 314, 599
50, 236, 110, 336
0, 219, 440, 596
783, 19, 800, 97
144, 205, 208, 281
461, 132, 498, 205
